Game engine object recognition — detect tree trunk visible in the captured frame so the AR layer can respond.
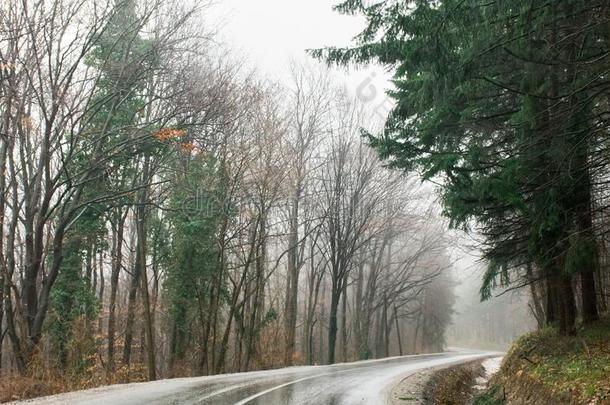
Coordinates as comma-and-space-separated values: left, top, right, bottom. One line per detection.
340, 280, 348, 362
107, 211, 126, 374
556, 273, 577, 336
580, 271, 598, 323
527, 265, 545, 329
545, 275, 558, 327
394, 305, 403, 356
137, 202, 156, 381
209, 219, 227, 375
127, 157, 155, 380
381, 298, 389, 357
374, 308, 384, 358
412, 307, 422, 354
318, 282, 327, 364
123, 219, 142, 367
0, 54, 11, 374
3, 146, 25, 373
283, 191, 300, 366
98, 251, 105, 334
327, 284, 340, 365
354, 263, 364, 359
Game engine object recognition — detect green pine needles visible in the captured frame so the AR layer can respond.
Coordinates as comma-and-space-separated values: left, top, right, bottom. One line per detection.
314, 0, 608, 334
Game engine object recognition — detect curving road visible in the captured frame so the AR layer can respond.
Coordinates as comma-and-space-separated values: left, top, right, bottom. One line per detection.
14, 350, 497, 405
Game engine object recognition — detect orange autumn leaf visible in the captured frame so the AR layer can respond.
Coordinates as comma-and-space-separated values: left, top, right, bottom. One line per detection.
180, 142, 196, 153
152, 128, 186, 142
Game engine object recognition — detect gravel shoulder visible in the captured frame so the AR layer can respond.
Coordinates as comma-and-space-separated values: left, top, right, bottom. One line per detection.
387, 367, 438, 404
387, 356, 503, 405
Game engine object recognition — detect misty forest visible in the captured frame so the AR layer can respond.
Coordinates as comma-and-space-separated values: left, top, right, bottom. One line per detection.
0, 0, 609, 404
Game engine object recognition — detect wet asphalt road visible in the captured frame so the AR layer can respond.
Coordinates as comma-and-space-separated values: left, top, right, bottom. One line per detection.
15, 351, 496, 405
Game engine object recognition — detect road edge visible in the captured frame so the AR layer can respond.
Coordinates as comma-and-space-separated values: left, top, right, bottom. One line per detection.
385, 354, 502, 405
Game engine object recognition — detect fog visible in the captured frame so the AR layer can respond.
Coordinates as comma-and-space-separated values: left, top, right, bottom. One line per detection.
447, 244, 537, 351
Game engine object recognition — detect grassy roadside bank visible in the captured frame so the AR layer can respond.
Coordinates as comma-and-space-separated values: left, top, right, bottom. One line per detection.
475, 319, 610, 404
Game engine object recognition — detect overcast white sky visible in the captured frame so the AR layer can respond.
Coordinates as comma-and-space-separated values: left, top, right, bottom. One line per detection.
208, 0, 392, 107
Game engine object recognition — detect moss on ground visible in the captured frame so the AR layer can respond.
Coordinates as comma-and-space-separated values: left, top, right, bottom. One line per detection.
492, 319, 610, 404
472, 384, 505, 405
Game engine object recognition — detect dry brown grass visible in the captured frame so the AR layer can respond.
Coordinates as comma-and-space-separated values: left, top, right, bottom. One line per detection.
0, 361, 148, 403
0, 376, 65, 403
423, 361, 485, 405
